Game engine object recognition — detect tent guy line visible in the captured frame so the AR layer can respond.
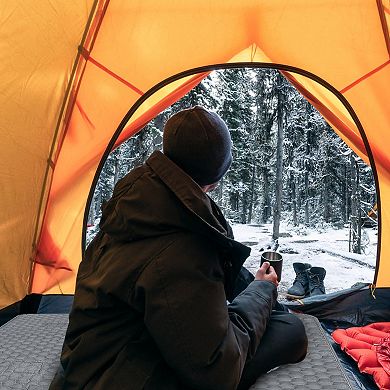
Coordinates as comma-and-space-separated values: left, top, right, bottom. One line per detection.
78, 45, 144, 95
340, 60, 390, 94
88, 55, 144, 96
76, 101, 95, 130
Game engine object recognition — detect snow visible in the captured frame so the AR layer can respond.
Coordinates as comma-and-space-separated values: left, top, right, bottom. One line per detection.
232, 222, 377, 301
87, 220, 377, 302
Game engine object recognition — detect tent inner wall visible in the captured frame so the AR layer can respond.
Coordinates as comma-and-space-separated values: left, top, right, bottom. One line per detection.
30, 0, 390, 296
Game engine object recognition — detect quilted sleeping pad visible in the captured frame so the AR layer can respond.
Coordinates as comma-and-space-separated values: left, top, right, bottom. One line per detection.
0, 314, 69, 389
0, 313, 353, 389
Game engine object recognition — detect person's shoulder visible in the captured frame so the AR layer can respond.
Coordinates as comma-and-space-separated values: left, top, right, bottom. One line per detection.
134, 232, 223, 290
115, 163, 151, 190
151, 232, 221, 273
162, 232, 215, 252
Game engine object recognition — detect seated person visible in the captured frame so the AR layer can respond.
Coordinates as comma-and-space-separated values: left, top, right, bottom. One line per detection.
50, 106, 307, 390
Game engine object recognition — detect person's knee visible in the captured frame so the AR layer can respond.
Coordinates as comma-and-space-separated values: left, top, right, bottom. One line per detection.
285, 314, 308, 363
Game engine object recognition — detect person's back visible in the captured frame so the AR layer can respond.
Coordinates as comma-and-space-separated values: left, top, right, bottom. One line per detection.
51, 107, 307, 390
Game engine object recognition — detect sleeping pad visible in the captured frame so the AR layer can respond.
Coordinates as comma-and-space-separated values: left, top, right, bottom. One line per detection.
332, 322, 390, 390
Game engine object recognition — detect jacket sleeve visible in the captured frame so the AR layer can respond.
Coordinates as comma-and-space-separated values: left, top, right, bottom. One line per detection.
132, 234, 277, 390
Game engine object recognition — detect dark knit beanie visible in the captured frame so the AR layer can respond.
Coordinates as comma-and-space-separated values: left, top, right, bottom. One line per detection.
163, 106, 232, 186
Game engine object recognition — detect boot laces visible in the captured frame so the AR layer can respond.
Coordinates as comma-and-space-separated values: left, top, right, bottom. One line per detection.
294, 271, 307, 286
310, 274, 324, 289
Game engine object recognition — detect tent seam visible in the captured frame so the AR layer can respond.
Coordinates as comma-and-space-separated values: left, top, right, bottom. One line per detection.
339, 60, 390, 94
376, 0, 390, 57
28, 0, 109, 294
87, 55, 144, 95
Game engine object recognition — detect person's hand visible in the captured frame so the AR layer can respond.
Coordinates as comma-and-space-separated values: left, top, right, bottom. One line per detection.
255, 262, 279, 287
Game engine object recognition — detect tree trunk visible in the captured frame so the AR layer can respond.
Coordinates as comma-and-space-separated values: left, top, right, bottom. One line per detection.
136, 130, 148, 166
342, 163, 347, 224
291, 171, 298, 226
95, 190, 102, 223
356, 161, 362, 252
153, 113, 165, 150
241, 193, 248, 224
247, 162, 256, 223
304, 106, 312, 226
350, 154, 362, 253
88, 198, 95, 226
215, 177, 224, 205
297, 175, 302, 222
113, 157, 120, 186
230, 191, 239, 212
273, 75, 284, 241
323, 145, 331, 222
261, 167, 271, 223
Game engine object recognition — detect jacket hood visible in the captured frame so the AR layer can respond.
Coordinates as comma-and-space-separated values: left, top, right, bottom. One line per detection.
99, 151, 250, 257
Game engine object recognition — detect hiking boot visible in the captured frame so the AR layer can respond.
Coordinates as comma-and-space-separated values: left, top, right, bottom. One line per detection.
308, 266, 326, 296
286, 263, 311, 300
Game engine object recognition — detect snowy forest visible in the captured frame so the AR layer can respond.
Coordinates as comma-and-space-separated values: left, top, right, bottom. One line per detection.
87, 68, 377, 257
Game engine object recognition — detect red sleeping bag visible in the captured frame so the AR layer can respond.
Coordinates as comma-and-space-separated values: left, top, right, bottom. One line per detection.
332, 322, 390, 390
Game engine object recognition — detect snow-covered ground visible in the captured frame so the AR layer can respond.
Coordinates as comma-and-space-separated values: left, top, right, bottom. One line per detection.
87, 220, 377, 301
232, 222, 377, 301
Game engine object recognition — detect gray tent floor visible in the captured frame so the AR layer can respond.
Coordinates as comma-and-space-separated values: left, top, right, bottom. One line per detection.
0, 314, 354, 389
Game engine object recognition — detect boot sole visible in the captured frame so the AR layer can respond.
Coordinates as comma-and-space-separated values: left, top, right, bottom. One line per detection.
285, 293, 306, 300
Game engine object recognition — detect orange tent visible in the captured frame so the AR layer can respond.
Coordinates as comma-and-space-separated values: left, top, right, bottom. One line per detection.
0, 0, 389, 308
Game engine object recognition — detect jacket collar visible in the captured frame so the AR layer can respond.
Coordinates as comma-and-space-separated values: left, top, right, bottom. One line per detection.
146, 151, 250, 262
147, 151, 226, 232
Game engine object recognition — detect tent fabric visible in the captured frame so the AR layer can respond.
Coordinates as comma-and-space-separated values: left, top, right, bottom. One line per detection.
0, 0, 389, 308
0, 0, 96, 308
287, 285, 390, 327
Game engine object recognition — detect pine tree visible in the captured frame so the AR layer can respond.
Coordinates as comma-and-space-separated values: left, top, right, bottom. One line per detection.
87, 67, 377, 249
272, 72, 286, 240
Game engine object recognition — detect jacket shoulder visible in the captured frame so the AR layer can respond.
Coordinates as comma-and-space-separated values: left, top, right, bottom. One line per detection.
130, 233, 224, 303
150, 233, 221, 271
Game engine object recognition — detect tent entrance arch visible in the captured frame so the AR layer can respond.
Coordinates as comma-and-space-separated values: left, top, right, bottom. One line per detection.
80, 62, 381, 289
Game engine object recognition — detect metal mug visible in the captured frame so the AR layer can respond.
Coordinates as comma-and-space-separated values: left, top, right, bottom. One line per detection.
260, 251, 283, 282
